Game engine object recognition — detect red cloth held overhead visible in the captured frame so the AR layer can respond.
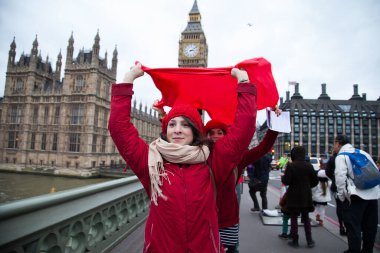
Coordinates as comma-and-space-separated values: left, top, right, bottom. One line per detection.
141, 57, 278, 125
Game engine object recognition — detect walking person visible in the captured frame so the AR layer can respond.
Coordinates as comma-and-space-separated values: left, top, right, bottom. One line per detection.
333, 134, 380, 253
278, 154, 289, 172
109, 63, 258, 252
281, 146, 319, 248
248, 153, 272, 212
325, 151, 347, 235
312, 169, 331, 226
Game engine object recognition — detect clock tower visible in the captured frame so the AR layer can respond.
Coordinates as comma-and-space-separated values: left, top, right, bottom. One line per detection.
178, 0, 208, 68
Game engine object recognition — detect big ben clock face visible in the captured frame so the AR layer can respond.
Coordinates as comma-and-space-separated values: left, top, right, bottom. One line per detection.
184, 43, 199, 58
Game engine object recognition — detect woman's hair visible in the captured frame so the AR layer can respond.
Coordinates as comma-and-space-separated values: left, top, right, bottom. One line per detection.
161, 116, 211, 148
320, 180, 328, 196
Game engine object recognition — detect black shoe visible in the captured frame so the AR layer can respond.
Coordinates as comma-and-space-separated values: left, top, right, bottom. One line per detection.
339, 227, 347, 236
288, 235, 299, 248
288, 240, 299, 248
278, 233, 289, 240
250, 207, 260, 212
307, 240, 315, 248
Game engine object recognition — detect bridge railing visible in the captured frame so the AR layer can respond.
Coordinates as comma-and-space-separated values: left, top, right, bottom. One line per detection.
0, 176, 150, 253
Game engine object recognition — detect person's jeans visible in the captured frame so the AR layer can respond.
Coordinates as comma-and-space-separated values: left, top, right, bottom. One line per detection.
248, 182, 268, 209
342, 195, 378, 253
290, 211, 312, 242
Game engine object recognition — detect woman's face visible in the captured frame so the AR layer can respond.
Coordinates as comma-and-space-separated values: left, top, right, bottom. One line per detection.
167, 116, 194, 145
207, 128, 225, 143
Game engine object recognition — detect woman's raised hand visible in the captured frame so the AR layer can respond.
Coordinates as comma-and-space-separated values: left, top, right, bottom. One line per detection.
231, 68, 249, 83
122, 62, 144, 83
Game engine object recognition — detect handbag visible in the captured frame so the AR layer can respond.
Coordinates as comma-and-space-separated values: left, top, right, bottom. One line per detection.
248, 178, 262, 188
279, 191, 288, 207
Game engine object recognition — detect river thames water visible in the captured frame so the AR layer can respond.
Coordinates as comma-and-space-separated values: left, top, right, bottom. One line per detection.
0, 172, 114, 204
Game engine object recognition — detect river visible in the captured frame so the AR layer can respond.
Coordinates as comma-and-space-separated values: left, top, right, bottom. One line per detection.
0, 172, 114, 204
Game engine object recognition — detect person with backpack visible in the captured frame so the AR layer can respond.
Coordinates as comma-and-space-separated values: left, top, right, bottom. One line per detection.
333, 134, 380, 253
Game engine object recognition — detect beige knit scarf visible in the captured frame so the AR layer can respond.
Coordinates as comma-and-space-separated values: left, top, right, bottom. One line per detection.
148, 137, 210, 205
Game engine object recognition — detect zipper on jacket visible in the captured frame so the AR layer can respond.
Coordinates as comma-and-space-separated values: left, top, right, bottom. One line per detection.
179, 166, 190, 251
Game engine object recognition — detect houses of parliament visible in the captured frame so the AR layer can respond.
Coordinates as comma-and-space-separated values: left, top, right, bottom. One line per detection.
0, 0, 208, 173
1, 0, 379, 173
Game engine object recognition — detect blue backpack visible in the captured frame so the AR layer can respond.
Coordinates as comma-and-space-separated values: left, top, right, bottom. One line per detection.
338, 149, 380, 189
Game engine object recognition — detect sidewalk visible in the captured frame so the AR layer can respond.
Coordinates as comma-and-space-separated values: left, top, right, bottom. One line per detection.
111, 183, 379, 253
238, 183, 350, 252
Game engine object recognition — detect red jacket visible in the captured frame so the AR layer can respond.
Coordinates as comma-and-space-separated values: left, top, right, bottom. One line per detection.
217, 130, 279, 228
108, 82, 257, 253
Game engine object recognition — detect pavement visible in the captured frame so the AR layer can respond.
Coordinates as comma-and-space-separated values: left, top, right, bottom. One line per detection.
110, 183, 379, 253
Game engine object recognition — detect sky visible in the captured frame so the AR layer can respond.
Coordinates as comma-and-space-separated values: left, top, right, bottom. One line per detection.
0, 0, 379, 124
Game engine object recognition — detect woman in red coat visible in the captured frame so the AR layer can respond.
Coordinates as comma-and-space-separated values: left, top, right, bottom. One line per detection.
205, 118, 279, 252
108, 63, 258, 253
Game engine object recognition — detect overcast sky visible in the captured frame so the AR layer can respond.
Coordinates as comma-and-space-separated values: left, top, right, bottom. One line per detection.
0, 0, 379, 123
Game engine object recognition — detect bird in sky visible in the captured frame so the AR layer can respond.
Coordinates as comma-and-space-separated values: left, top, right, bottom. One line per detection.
247, 23, 253, 27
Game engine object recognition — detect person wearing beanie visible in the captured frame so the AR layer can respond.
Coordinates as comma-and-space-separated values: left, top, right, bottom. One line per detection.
205, 119, 280, 253
108, 63, 258, 253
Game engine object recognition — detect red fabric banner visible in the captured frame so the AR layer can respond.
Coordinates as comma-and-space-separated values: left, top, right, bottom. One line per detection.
141, 57, 278, 125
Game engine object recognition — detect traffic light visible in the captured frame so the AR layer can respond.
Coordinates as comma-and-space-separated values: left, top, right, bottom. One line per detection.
271, 149, 275, 155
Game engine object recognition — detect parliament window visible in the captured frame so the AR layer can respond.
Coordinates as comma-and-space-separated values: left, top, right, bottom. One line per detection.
69, 133, 81, 152
15, 78, 24, 92
71, 104, 84, 125
41, 133, 47, 150
43, 106, 49, 125
54, 106, 60, 125
8, 131, 18, 148
74, 75, 84, 91
52, 133, 58, 151
30, 133, 36, 150
32, 105, 39, 124
9, 105, 22, 124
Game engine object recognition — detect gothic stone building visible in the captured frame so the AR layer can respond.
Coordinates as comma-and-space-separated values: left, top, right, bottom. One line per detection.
0, 32, 160, 171
272, 83, 380, 161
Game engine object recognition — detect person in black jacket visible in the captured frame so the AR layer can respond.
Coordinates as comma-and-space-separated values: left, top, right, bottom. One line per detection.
282, 146, 319, 248
248, 153, 272, 212
325, 151, 347, 236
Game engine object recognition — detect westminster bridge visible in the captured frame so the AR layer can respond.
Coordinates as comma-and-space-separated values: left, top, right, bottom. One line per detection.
1, 170, 376, 253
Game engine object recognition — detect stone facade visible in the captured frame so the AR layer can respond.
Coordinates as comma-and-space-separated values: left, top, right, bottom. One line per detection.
0, 32, 161, 172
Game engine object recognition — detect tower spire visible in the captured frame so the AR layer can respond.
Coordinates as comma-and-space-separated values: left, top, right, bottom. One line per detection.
8, 37, 16, 68
31, 35, 38, 57
66, 32, 74, 67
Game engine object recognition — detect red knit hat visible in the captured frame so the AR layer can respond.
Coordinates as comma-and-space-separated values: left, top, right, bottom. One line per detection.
161, 104, 204, 134
204, 119, 228, 134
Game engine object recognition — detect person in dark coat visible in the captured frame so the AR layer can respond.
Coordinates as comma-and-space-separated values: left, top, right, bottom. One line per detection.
248, 153, 272, 211
281, 146, 319, 248
325, 151, 347, 236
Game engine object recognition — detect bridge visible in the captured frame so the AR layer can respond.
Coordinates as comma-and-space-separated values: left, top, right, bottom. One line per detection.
0, 176, 378, 253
